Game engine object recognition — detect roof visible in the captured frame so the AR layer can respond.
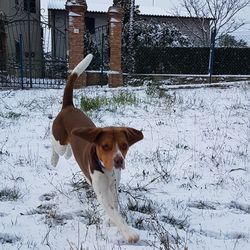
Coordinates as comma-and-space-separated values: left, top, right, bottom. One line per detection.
138, 5, 168, 16
47, 0, 212, 19
48, 0, 112, 13
48, 0, 65, 10
48, 0, 170, 15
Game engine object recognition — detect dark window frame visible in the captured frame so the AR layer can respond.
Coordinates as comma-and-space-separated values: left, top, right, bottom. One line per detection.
24, 0, 36, 13
85, 17, 95, 34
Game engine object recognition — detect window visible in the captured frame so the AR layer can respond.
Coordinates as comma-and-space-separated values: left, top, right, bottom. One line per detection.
85, 17, 95, 34
24, 0, 36, 13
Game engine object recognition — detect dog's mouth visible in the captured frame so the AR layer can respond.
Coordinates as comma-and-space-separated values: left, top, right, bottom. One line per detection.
114, 164, 125, 170
99, 161, 125, 171
99, 159, 125, 171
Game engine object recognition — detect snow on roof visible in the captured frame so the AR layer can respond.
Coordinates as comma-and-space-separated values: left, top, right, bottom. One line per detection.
48, 0, 170, 16
48, 0, 113, 13
88, 1, 112, 13
139, 5, 167, 16
47, 0, 206, 18
48, 0, 65, 10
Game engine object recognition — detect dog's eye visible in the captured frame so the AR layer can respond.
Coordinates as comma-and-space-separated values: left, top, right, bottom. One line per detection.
102, 144, 110, 151
121, 143, 128, 150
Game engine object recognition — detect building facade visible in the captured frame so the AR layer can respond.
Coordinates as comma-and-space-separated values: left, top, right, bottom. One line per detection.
0, 0, 42, 76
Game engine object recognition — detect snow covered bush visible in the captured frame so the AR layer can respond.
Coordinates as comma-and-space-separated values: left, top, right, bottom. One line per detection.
123, 19, 191, 48
122, 19, 192, 73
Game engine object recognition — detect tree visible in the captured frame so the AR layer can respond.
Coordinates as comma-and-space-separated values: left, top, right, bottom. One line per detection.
218, 34, 248, 47
113, 0, 139, 24
124, 0, 136, 72
113, 0, 139, 73
176, 0, 250, 46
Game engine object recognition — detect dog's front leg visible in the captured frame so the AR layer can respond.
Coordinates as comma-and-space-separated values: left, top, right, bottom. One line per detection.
109, 169, 121, 210
91, 171, 139, 243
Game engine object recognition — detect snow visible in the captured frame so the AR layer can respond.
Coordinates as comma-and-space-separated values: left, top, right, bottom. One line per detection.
68, 11, 81, 17
110, 18, 119, 23
138, 5, 167, 16
47, 0, 172, 16
48, 0, 113, 13
0, 81, 250, 249
87, 1, 112, 13
48, 0, 65, 10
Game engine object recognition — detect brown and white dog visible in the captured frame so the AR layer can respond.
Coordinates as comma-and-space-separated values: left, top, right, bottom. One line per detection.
51, 54, 143, 243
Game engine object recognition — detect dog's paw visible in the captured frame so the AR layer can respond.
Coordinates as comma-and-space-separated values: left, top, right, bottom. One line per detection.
123, 230, 139, 244
51, 152, 59, 167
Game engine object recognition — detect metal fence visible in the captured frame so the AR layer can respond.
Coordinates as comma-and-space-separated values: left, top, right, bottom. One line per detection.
2, 9, 250, 89
122, 29, 250, 76
0, 13, 67, 89
128, 46, 250, 75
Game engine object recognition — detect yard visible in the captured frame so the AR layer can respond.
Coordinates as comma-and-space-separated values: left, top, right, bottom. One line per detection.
0, 81, 249, 249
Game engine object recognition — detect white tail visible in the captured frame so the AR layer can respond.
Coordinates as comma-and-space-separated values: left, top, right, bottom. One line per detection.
71, 54, 93, 76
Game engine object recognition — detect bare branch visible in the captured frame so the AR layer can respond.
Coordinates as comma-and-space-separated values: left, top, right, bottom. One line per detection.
178, 0, 250, 44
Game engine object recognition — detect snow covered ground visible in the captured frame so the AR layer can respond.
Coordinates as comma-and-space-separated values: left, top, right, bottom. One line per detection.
0, 81, 249, 250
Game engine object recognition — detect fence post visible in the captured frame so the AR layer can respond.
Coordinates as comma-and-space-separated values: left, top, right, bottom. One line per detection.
66, 0, 87, 88
208, 28, 216, 84
27, 0, 33, 88
100, 33, 105, 87
19, 34, 24, 89
108, 6, 123, 87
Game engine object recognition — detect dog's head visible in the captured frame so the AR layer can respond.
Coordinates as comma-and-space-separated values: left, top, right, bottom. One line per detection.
72, 127, 143, 171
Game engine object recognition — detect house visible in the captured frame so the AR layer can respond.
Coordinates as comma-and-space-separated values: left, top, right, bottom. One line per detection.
0, 0, 43, 77
0, 0, 40, 19
48, 0, 212, 53
48, 0, 212, 77
137, 12, 212, 47
48, 1, 111, 34
48, 0, 112, 60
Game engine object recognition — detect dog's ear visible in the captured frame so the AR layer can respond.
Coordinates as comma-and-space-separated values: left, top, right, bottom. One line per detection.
72, 127, 102, 143
124, 128, 143, 146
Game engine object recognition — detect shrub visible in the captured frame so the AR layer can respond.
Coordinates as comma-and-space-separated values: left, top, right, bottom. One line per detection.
0, 187, 21, 201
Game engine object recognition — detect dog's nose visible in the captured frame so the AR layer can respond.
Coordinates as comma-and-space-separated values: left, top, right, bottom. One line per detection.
113, 155, 124, 169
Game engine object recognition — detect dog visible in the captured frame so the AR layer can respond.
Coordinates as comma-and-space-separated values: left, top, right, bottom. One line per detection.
51, 54, 143, 243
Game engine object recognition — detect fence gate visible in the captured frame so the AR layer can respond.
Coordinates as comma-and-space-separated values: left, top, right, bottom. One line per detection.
0, 16, 67, 89
85, 25, 109, 74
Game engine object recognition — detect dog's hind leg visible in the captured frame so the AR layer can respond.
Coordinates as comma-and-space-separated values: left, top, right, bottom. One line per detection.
51, 134, 67, 167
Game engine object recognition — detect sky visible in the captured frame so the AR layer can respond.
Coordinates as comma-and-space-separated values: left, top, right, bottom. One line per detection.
41, 0, 250, 38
